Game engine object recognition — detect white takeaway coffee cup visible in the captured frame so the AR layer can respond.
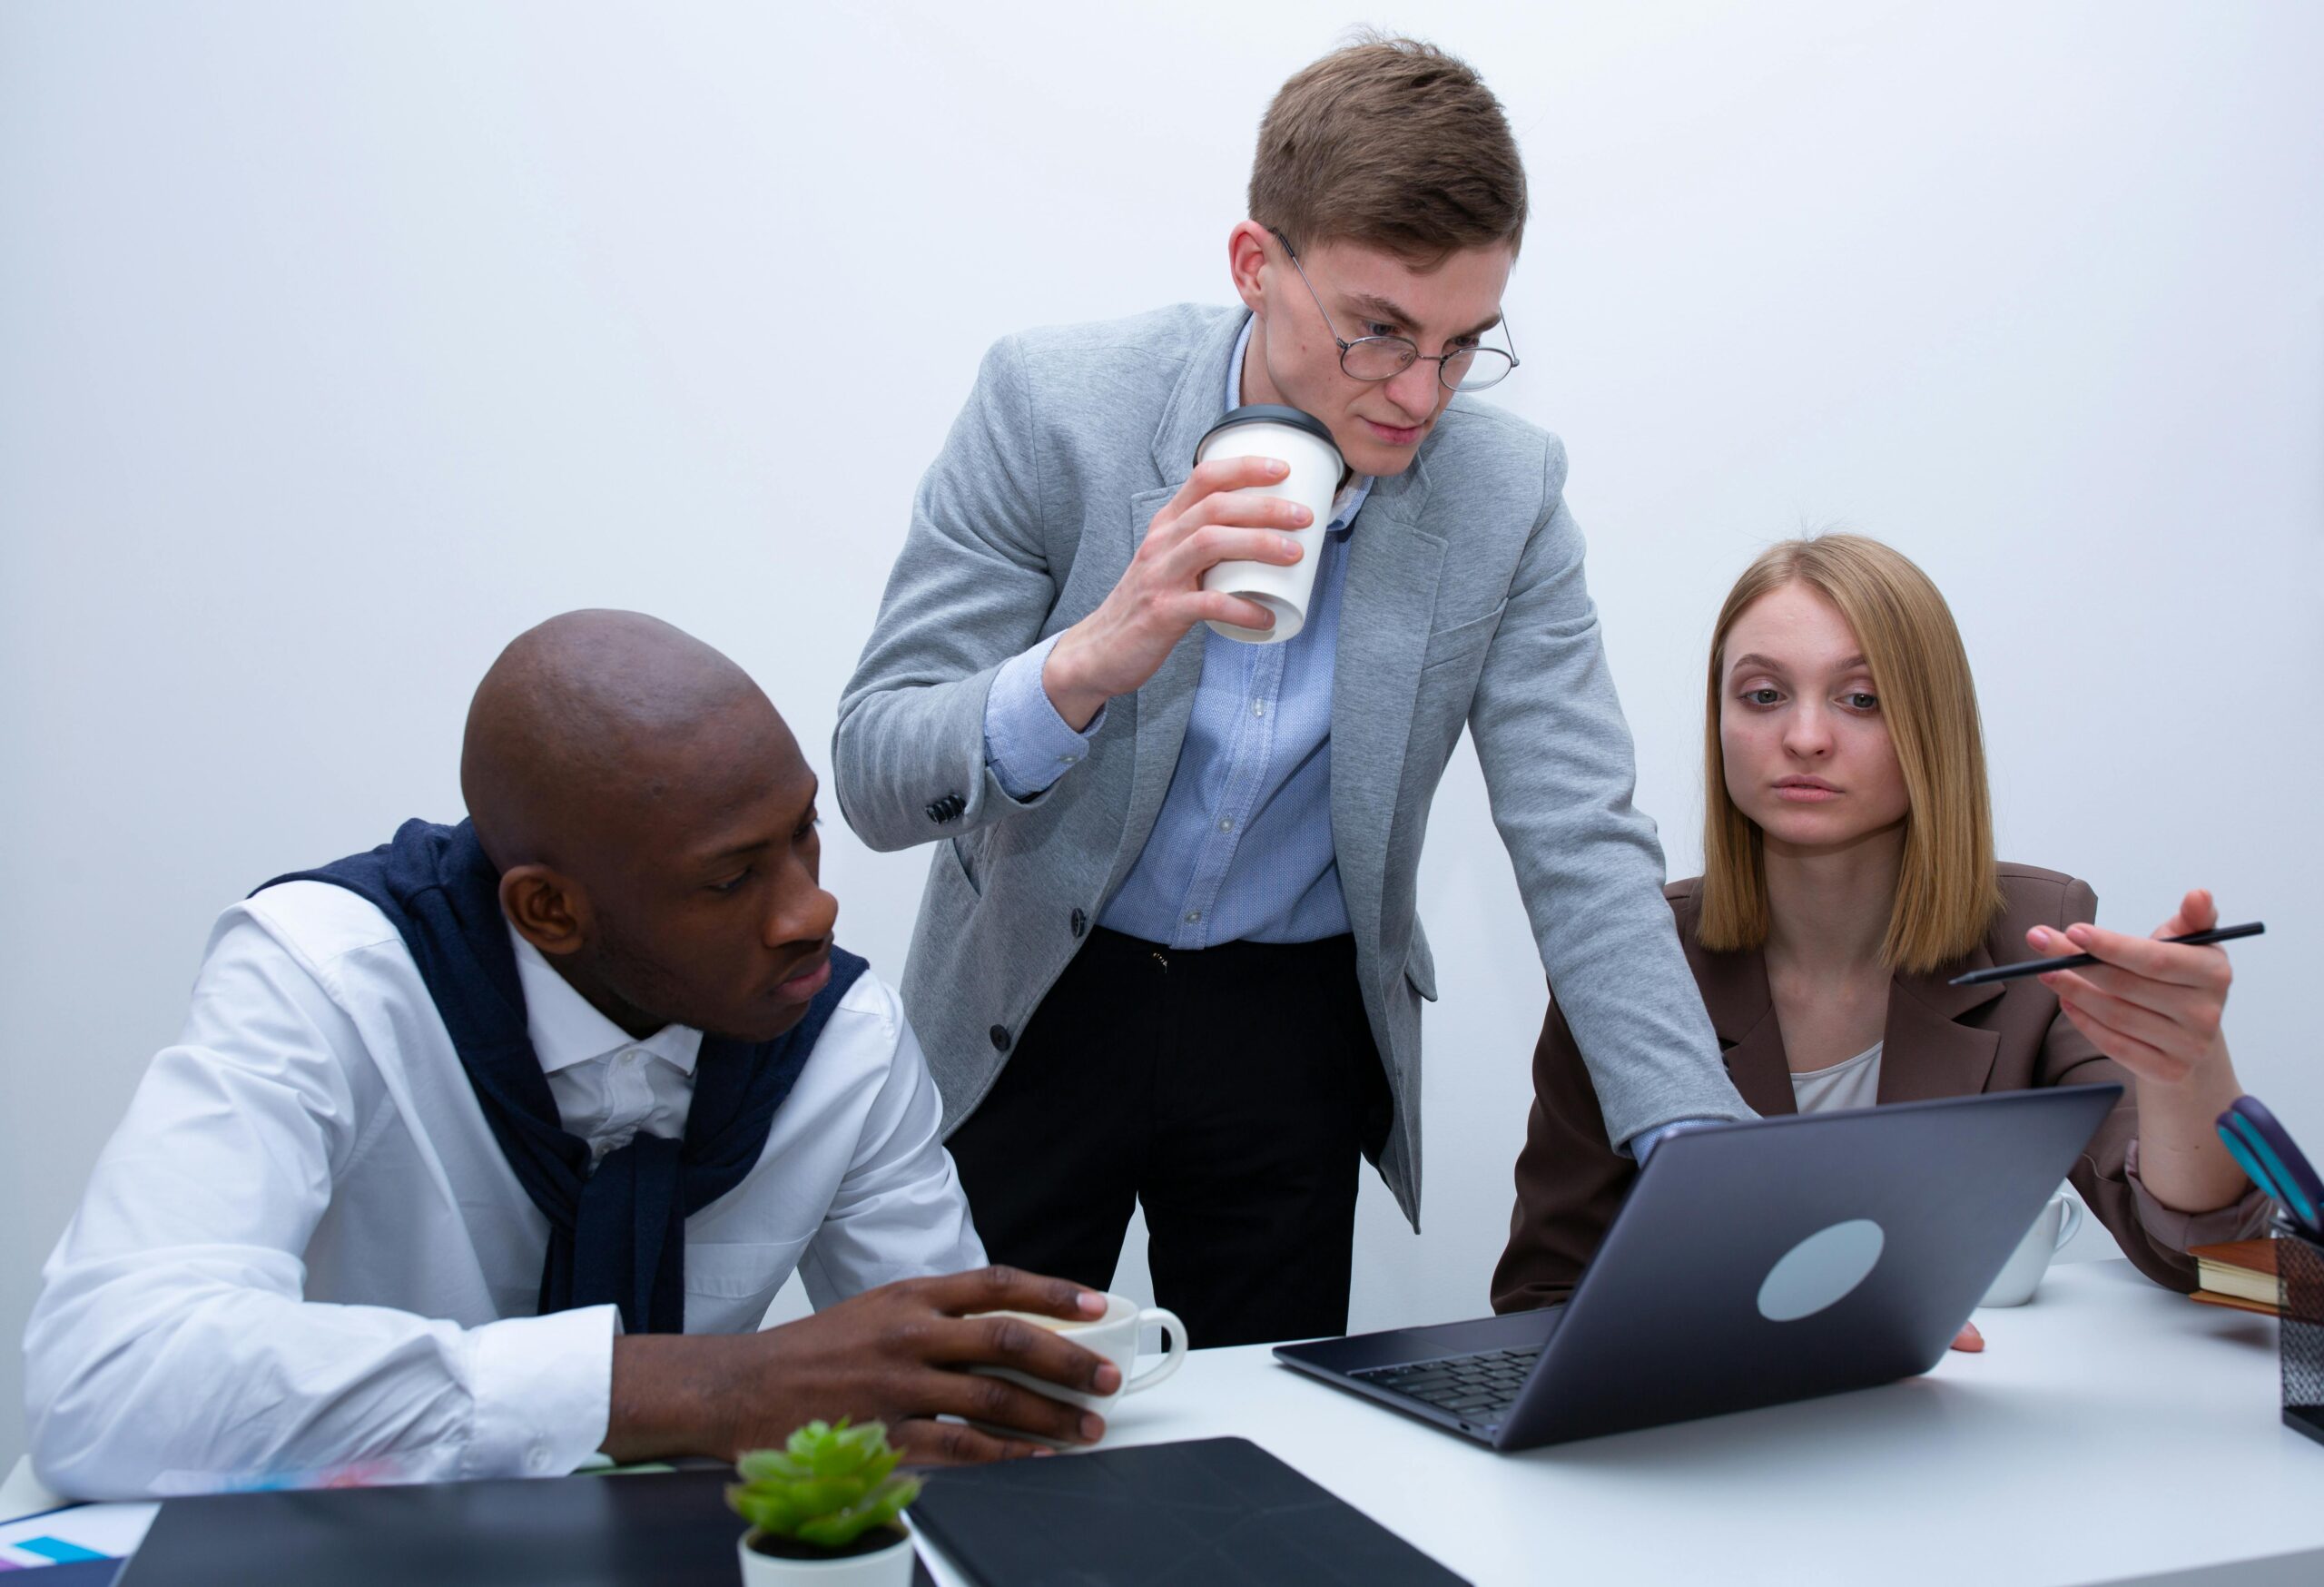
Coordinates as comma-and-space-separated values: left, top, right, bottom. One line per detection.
1192, 404, 1344, 644
966, 1293, 1187, 1426
1979, 1188, 2084, 1307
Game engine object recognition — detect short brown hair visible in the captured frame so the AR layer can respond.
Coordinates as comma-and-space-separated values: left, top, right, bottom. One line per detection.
1249, 34, 1528, 262
1697, 535, 2007, 973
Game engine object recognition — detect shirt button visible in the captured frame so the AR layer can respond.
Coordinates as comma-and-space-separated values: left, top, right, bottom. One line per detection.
527, 1444, 551, 1472
1217, 818, 1235, 833
1059, 754, 1078, 764
1252, 701, 1266, 717
1184, 910, 1201, 924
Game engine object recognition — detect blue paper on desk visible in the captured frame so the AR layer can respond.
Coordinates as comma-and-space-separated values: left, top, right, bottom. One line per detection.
0, 1499, 154, 1576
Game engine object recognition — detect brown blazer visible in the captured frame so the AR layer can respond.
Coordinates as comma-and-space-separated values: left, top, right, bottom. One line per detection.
1492, 863, 2255, 1312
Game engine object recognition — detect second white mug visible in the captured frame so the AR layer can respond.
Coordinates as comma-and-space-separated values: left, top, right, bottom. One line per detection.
1979, 1189, 2084, 1307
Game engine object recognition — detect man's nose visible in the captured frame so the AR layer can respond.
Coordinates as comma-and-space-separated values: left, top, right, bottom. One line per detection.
766, 883, 839, 949
1381, 359, 1442, 421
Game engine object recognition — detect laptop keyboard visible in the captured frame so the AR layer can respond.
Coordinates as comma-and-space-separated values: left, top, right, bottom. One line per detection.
1351, 1345, 1543, 1421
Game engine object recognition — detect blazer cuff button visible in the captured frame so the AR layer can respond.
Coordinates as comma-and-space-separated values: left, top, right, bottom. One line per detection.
989, 1024, 1011, 1053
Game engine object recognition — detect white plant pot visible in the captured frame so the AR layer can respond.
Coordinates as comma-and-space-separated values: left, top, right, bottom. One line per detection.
736, 1525, 917, 1586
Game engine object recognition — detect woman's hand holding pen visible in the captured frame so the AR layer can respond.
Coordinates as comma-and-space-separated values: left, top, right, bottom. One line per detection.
2033, 889, 2251, 1215
2035, 888, 2234, 1086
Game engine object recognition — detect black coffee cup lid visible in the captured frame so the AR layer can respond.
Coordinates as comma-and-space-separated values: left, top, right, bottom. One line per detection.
1195, 404, 1341, 467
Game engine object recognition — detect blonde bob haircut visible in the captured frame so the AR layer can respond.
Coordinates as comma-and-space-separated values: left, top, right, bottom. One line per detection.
1697, 534, 2006, 973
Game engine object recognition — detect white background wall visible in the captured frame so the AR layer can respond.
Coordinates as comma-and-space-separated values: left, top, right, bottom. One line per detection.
3, 1, 2319, 1472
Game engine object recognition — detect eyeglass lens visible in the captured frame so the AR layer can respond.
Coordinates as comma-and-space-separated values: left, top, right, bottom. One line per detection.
1340, 338, 1514, 391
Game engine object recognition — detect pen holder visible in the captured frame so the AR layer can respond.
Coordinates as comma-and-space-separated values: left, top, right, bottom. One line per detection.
2278, 1217, 2324, 1448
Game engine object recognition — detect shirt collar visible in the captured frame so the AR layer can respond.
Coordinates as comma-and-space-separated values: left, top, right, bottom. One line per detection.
1226, 314, 1373, 537
507, 922, 704, 1077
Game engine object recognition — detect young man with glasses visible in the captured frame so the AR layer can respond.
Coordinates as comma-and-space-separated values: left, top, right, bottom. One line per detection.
836, 37, 1752, 1346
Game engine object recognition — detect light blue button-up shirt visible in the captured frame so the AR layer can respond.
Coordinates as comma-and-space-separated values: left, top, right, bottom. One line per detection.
981, 316, 1372, 948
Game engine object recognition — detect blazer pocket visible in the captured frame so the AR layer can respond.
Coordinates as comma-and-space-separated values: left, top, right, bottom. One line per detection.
942, 833, 983, 900
1403, 940, 1439, 1002
1418, 600, 1509, 674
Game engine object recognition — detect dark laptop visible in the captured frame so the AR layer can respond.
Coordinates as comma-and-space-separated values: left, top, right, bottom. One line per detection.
1276, 1084, 2121, 1450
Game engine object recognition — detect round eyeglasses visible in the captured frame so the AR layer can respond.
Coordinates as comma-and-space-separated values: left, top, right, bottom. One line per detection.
1272, 230, 1520, 393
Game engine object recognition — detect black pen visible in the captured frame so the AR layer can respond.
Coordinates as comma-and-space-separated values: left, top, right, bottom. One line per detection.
1947, 922, 2265, 988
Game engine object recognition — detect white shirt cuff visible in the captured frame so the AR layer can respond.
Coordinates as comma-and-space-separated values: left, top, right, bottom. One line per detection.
460, 1304, 618, 1480
982, 634, 1106, 800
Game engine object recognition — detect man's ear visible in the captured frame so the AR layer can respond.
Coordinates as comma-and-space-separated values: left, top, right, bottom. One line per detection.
500, 864, 590, 958
1226, 220, 1273, 315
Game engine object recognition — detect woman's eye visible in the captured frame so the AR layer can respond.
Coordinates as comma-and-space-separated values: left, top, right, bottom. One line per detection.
1844, 692, 1880, 711
1742, 687, 1782, 706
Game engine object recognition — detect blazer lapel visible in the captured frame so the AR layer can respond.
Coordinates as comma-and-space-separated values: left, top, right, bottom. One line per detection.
1694, 945, 1797, 1117
1876, 944, 2006, 1103
1689, 936, 2007, 1113
1147, 310, 1248, 485
1327, 464, 1444, 953
1108, 312, 1261, 887
1114, 488, 1207, 877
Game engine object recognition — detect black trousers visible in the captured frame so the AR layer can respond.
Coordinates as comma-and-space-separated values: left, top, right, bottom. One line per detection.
946, 928, 1393, 1349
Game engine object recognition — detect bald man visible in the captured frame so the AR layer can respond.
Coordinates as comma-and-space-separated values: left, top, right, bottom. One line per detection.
25, 612, 1118, 1502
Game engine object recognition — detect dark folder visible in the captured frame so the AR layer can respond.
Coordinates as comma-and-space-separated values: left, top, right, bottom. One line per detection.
909, 1436, 1469, 1585
113, 1468, 936, 1586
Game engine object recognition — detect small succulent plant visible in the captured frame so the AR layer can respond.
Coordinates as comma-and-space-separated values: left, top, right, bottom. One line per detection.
726, 1419, 921, 1551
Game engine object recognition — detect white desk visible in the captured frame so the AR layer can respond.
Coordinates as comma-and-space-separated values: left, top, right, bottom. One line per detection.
920, 1259, 2324, 1586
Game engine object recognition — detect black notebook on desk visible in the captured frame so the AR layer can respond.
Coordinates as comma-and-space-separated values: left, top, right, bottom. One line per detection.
113, 1468, 937, 1586
910, 1436, 1468, 1585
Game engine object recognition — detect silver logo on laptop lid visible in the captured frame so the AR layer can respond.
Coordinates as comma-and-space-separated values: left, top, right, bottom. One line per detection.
1757, 1218, 1886, 1322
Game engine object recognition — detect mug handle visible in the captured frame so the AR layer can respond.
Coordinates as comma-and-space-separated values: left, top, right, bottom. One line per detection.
2053, 1197, 2085, 1253
1124, 1307, 1187, 1395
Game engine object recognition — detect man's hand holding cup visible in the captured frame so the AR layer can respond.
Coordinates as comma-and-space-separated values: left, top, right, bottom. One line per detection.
1042, 455, 1312, 730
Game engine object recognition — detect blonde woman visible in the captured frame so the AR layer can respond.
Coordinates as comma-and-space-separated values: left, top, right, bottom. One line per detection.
1492, 536, 2269, 1336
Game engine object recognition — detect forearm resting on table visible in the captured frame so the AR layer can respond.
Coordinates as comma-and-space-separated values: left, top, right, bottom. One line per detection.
602, 1334, 740, 1464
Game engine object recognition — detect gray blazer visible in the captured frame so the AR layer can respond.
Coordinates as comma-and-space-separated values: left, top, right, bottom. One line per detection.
835, 304, 1750, 1227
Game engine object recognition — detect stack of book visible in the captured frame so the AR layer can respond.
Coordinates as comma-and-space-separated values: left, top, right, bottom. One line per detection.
2189, 1237, 2280, 1316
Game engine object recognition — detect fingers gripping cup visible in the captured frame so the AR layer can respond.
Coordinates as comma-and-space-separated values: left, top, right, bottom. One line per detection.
966, 1295, 1187, 1445
1193, 404, 1344, 644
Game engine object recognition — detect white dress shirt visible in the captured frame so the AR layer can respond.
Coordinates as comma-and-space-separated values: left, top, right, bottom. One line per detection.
25, 880, 984, 1500
517, 929, 705, 1162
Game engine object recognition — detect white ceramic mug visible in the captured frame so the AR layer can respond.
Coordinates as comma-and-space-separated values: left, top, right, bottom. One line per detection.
1192, 405, 1344, 645
968, 1293, 1187, 1415
1979, 1189, 2084, 1307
